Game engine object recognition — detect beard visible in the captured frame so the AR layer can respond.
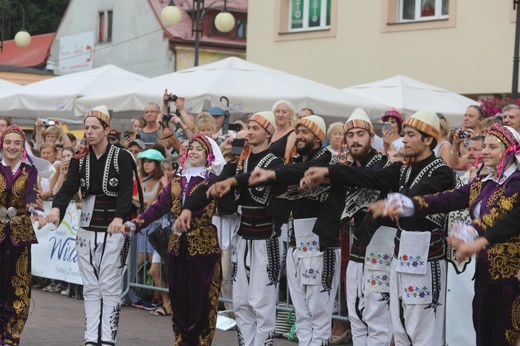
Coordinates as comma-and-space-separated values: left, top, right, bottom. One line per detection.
296, 139, 315, 156
348, 143, 371, 161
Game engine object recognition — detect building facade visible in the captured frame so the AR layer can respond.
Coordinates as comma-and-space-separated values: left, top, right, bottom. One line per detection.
48, 0, 247, 77
247, 0, 516, 98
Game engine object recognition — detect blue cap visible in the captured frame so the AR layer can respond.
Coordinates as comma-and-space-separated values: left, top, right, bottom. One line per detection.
137, 148, 165, 162
208, 106, 225, 117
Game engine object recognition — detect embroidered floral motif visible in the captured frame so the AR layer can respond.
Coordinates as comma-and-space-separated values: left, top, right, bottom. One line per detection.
366, 273, 390, 289
301, 267, 321, 281
297, 239, 319, 254
366, 252, 392, 267
398, 254, 425, 268
77, 234, 89, 252
404, 284, 431, 300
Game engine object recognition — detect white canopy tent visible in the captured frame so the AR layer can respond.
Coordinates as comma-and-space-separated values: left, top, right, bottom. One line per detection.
75, 57, 385, 124
342, 75, 479, 128
0, 79, 22, 94
0, 65, 148, 123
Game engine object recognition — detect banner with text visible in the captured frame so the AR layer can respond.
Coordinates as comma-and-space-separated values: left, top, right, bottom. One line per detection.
32, 201, 82, 285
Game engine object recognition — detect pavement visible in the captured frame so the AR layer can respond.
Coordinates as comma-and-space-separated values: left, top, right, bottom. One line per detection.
21, 288, 352, 345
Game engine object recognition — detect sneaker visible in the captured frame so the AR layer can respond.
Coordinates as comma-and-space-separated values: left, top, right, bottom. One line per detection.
143, 300, 161, 311
61, 289, 69, 296
42, 283, 56, 292
132, 300, 145, 309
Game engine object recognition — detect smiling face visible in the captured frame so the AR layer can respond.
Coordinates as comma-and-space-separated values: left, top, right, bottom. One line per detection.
2, 132, 23, 163
187, 141, 208, 167
295, 125, 318, 155
482, 135, 505, 170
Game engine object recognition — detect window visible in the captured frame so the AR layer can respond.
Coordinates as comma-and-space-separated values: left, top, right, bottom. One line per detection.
399, 0, 449, 22
289, 0, 331, 32
98, 10, 113, 43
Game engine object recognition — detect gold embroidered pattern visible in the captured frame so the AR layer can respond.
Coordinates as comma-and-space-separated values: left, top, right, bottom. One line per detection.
487, 236, 520, 280
506, 295, 520, 345
8, 167, 38, 245
170, 178, 182, 217
413, 196, 429, 209
6, 246, 31, 344
198, 260, 222, 346
468, 180, 483, 206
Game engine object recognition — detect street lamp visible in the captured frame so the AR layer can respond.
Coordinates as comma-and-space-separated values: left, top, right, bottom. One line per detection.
161, 0, 236, 67
512, 0, 520, 99
0, 1, 31, 52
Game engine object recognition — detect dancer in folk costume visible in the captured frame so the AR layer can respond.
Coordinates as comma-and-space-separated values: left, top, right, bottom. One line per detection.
47, 106, 135, 346
125, 133, 221, 346
302, 110, 455, 346
249, 115, 342, 346
336, 109, 393, 346
377, 124, 520, 346
0, 126, 44, 346
208, 111, 284, 345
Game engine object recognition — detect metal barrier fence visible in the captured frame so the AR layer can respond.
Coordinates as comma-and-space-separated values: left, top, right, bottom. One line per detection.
121, 215, 351, 323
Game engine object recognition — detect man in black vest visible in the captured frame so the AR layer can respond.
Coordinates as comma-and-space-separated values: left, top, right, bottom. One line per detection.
207, 111, 283, 346
302, 109, 455, 346
47, 105, 135, 346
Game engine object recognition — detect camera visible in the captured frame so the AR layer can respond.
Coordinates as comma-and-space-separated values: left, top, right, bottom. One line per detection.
167, 94, 178, 102
162, 113, 173, 122
42, 119, 55, 126
458, 129, 470, 139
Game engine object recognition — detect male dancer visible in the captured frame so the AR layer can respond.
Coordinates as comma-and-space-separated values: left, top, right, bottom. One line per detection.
47, 106, 135, 346
338, 109, 393, 345
302, 110, 455, 346
249, 115, 341, 346
208, 111, 284, 346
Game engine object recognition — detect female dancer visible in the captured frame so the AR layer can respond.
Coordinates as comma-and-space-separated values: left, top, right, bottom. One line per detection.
372, 124, 520, 346
0, 126, 44, 345
124, 134, 221, 345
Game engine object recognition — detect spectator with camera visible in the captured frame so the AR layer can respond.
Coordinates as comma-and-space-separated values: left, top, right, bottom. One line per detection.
158, 90, 195, 154
137, 103, 173, 150
34, 117, 73, 150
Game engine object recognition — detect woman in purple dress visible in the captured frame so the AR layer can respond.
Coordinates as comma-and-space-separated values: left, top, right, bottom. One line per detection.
125, 133, 221, 346
0, 126, 44, 346
372, 124, 520, 346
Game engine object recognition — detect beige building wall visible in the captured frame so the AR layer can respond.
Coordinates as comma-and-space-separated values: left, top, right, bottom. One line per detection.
247, 0, 516, 96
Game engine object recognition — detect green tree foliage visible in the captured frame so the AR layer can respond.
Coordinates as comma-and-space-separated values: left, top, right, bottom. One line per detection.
1, 0, 69, 39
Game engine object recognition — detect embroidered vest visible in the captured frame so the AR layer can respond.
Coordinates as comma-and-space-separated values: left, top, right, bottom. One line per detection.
399, 158, 447, 228
78, 145, 121, 198
342, 153, 391, 220
234, 152, 278, 205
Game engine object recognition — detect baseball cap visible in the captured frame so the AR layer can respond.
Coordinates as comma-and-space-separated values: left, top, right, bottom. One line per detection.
208, 106, 225, 117
128, 139, 146, 151
108, 130, 120, 140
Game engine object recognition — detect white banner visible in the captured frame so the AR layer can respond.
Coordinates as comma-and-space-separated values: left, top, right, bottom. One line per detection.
31, 201, 82, 285
58, 31, 95, 75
